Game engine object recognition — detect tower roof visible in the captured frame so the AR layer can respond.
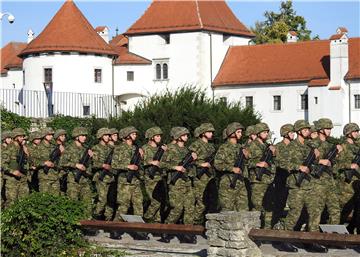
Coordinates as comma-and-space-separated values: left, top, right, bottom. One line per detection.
125, 0, 254, 37
19, 0, 117, 57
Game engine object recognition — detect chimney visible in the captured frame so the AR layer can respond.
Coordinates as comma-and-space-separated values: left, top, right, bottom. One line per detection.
328, 28, 349, 89
27, 29, 34, 43
286, 31, 298, 43
95, 26, 109, 43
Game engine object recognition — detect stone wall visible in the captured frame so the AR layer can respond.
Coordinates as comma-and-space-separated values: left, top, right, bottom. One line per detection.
206, 211, 262, 257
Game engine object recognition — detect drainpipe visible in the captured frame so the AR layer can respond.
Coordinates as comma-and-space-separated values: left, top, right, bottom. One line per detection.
345, 79, 351, 122
209, 32, 214, 103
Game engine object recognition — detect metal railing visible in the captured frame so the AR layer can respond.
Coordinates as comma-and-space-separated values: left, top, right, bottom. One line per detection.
0, 89, 117, 118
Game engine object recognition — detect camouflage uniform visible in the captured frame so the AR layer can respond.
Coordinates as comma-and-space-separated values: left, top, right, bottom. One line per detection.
162, 127, 195, 225
142, 127, 166, 223
214, 122, 248, 212
248, 123, 276, 229
1, 131, 13, 207
283, 120, 322, 232
59, 127, 93, 219
27, 131, 43, 192
112, 127, 144, 221
189, 123, 216, 225
54, 129, 67, 196
2, 128, 29, 208
92, 128, 114, 218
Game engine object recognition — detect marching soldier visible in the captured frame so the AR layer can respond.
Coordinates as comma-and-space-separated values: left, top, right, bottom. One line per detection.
247, 123, 276, 229
160, 127, 197, 243
1, 131, 13, 207
27, 130, 44, 192
59, 127, 94, 219
142, 127, 167, 223
54, 129, 67, 195
310, 123, 319, 140
214, 122, 249, 212
189, 123, 216, 225
245, 125, 257, 146
92, 128, 114, 220
109, 128, 119, 146
2, 128, 30, 208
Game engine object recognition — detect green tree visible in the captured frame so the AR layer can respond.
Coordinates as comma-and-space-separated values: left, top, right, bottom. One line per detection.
251, 0, 317, 44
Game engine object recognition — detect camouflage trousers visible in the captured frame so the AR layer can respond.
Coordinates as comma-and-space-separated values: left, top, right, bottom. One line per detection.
251, 182, 274, 229
165, 178, 194, 225
93, 172, 115, 217
67, 172, 93, 219
114, 176, 143, 221
143, 174, 163, 223
193, 174, 212, 225
284, 187, 322, 232
3, 174, 29, 209
38, 170, 61, 196
218, 174, 248, 212
314, 176, 340, 225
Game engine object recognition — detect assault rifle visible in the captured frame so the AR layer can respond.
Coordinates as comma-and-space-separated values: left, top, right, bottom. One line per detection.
126, 145, 142, 183
170, 152, 194, 185
255, 144, 273, 181
295, 147, 316, 187
148, 146, 165, 179
230, 147, 245, 189
74, 147, 91, 183
15, 145, 27, 179
98, 148, 114, 182
196, 152, 215, 179
313, 145, 338, 178
44, 144, 62, 175
344, 149, 360, 183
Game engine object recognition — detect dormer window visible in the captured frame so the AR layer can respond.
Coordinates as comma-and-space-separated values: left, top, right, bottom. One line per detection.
154, 59, 169, 81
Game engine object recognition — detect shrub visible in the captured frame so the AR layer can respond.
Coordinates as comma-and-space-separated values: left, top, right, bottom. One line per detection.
1, 107, 31, 131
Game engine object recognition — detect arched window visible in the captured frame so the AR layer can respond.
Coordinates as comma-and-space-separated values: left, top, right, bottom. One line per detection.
156, 64, 161, 80
163, 63, 168, 79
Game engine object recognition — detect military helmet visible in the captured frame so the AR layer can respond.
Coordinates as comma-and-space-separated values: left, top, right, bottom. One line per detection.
1, 130, 12, 141
170, 127, 181, 139
254, 122, 270, 135
43, 127, 55, 135
109, 128, 118, 135
222, 128, 227, 140
343, 123, 360, 136
118, 128, 126, 139
280, 124, 294, 137
245, 125, 256, 137
54, 129, 67, 139
122, 126, 138, 138
96, 127, 111, 139
72, 127, 88, 138
310, 125, 317, 133
145, 127, 163, 139
194, 123, 215, 138
173, 127, 190, 140
12, 128, 26, 138
316, 118, 334, 130
29, 131, 43, 141
225, 122, 244, 137
294, 120, 311, 132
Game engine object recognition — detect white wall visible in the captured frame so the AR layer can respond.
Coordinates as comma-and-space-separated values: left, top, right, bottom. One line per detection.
22, 53, 113, 94
0, 69, 23, 90
214, 83, 308, 140
349, 80, 360, 123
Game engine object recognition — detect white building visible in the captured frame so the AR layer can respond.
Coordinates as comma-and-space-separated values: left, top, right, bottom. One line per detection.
1, 0, 359, 137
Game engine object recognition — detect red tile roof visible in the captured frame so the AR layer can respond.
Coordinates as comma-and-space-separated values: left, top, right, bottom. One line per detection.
308, 78, 329, 87
1, 42, 27, 74
125, 0, 254, 37
19, 1, 117, 57
111, 45, 151, 65
109, 34, 129, 47
329, 34, 346, 40
345, 38, 360, 80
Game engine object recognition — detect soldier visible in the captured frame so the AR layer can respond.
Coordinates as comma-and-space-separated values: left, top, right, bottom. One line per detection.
189, 123, 216, 225
282, 120, 327, 253
111, 126, 148, 240
92, 128, 114, 220
160, 127, 197, 243
310, 123, 318, 140
27, 131, 44, 192
245, 125, 257, 146
109, 128, 119, 146
1, 131, 13, 207
59, 127, 94, 219
214, 122, 249, 212
2, 128, 29, 208
54, 129, 67, 195
334, 123, 360, 234
247, 122, 276, 229
142, 127, 167, 223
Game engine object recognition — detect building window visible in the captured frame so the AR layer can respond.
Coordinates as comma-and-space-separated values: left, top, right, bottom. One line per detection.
301, 94, 308, 110
127, 71, 134, 81
156, 64, 161, 80
245, 96, 253, 108
273, 95, 281, 111
94, 69, 102, 83
314, 97, 318, 104
44, 68, 52, 83
355, 94, 360, 109
83, 105, 90, 116
22, 70, 25, 86
163, 64, 168, 79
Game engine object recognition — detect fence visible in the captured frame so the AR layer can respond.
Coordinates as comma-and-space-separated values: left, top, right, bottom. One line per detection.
0, 89, 118, 118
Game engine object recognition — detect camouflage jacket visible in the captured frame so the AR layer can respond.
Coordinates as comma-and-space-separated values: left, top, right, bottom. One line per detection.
59, 141, 92, 175
334, 140, 359, 181
312, 138, 336, 180
92, 142, 112, 170
189, 139, 216, 177
142, 143, 165, 178
161, 143, 191, 171
112, 142, 143, 178
214, 140, 247, 176
274, 140, 291, 171
33, 141, 59, 173
1, 142, 28, 175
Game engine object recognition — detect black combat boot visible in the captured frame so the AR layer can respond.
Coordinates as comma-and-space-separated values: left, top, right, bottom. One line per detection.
304, 243, 328, 253
132, 232, 150, 240
273, 242, 298, 252
109, 231, 122, 240
159, 233, 172, 243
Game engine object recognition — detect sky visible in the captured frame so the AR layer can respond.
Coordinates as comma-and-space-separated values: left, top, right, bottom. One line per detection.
1, 0, 359, 47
